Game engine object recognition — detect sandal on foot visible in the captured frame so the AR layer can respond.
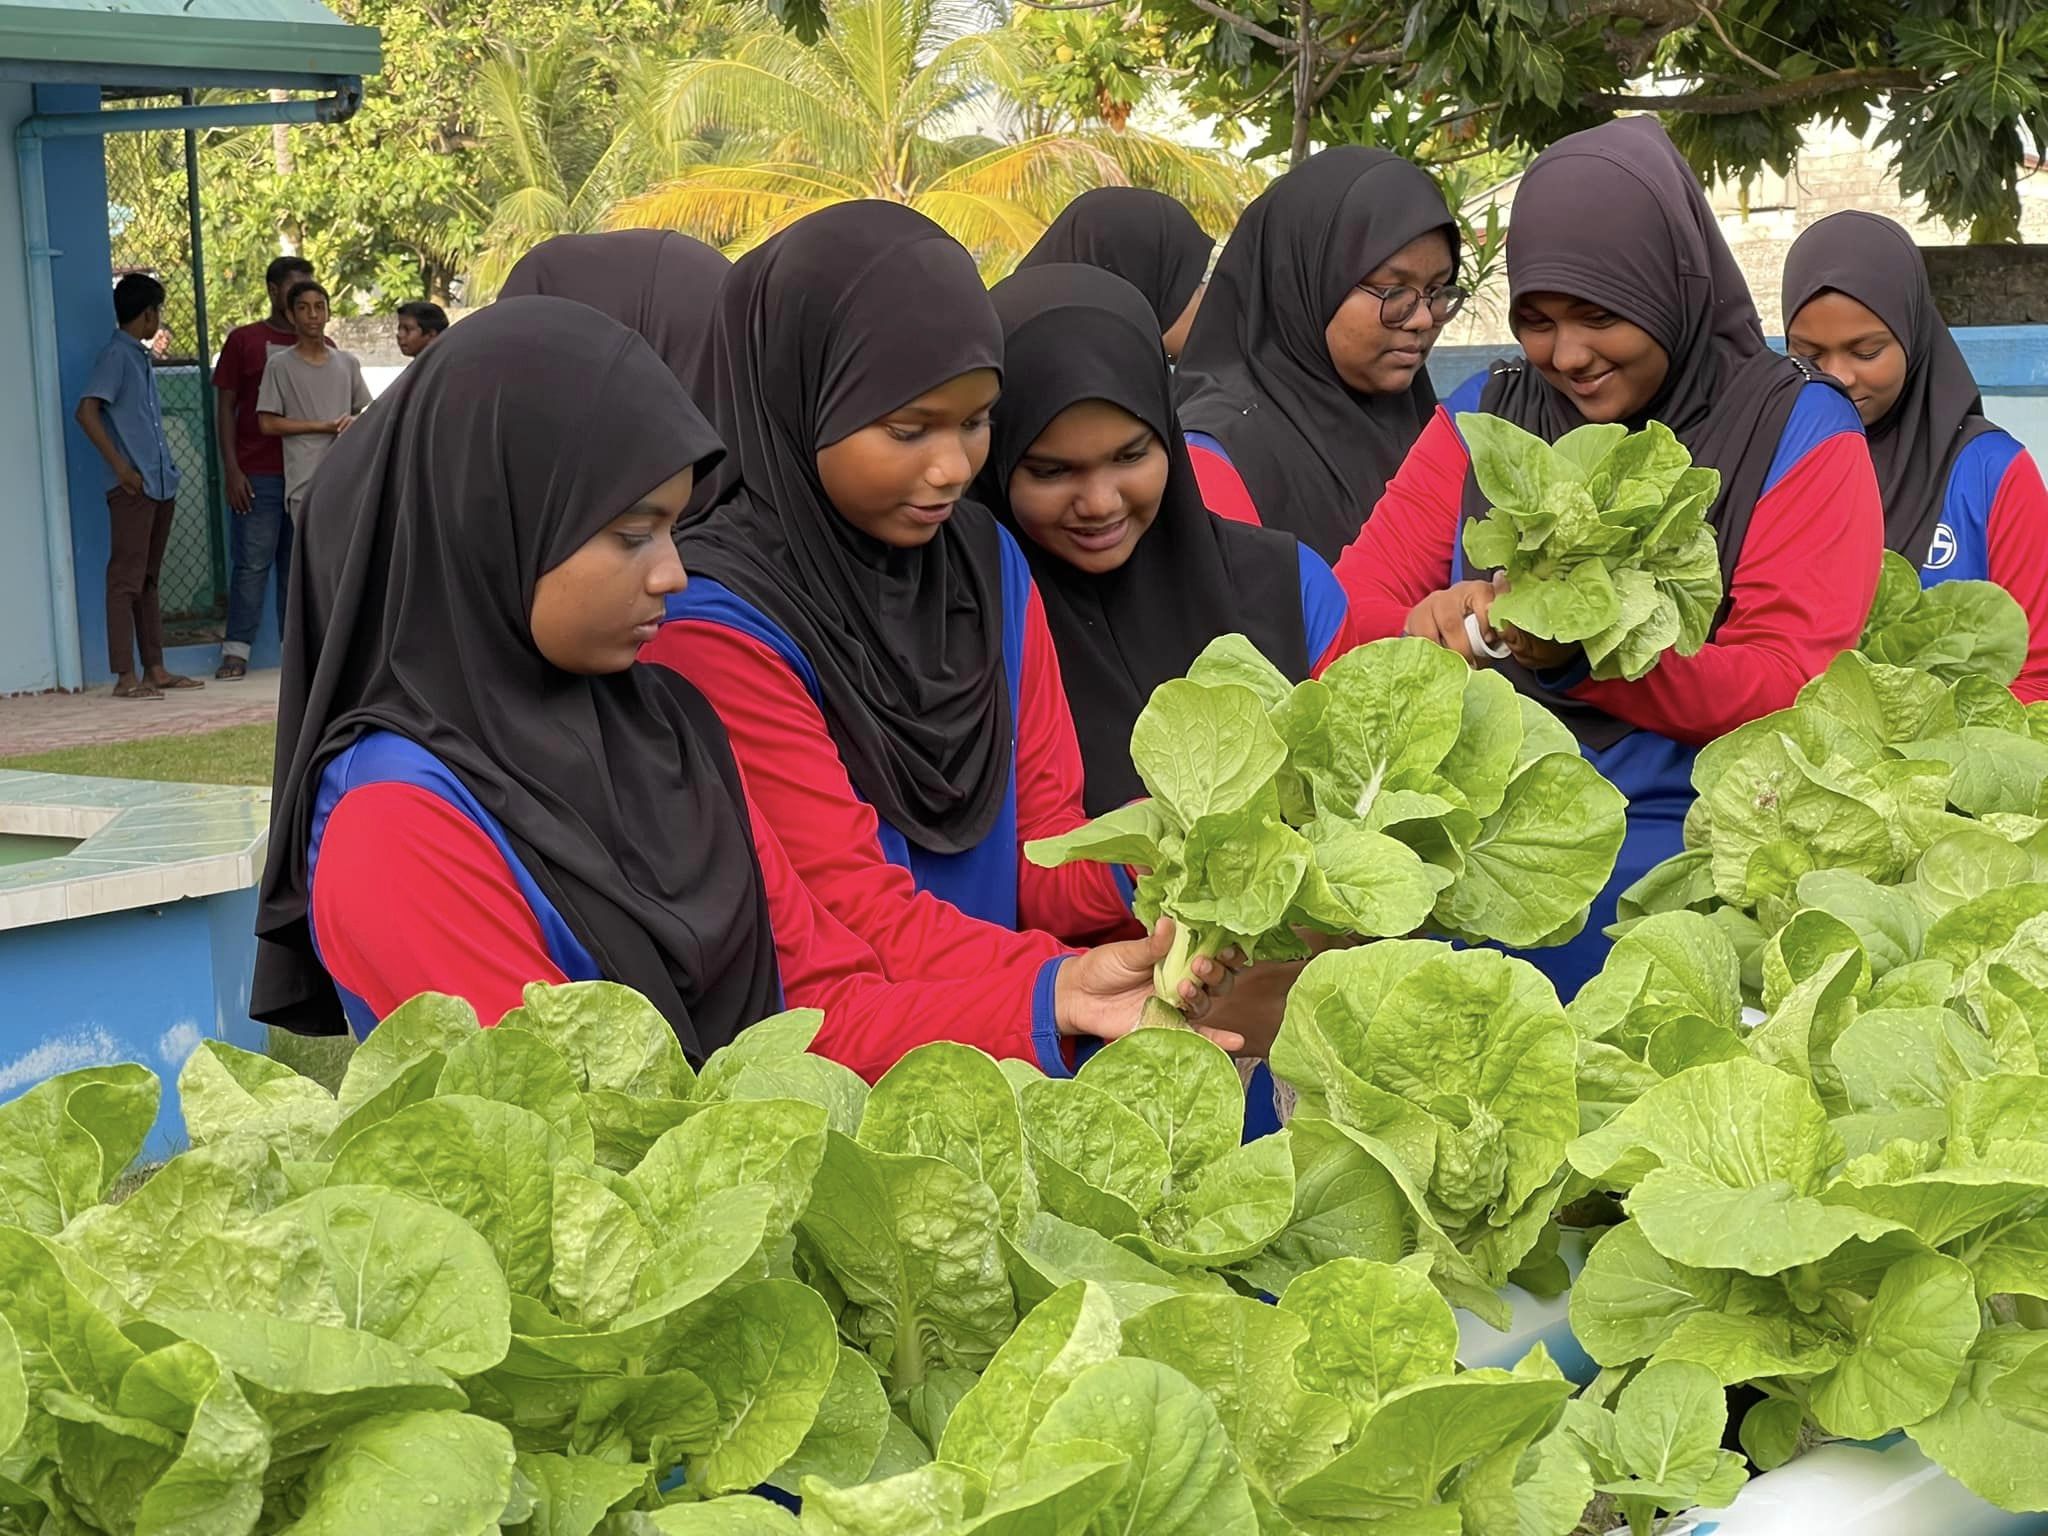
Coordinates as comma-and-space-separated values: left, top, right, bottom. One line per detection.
112, 681, 164, 700
215, 657, 248, 680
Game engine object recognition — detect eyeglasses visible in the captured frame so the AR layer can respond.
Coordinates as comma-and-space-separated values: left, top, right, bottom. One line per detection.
1356, 281, 1468, 326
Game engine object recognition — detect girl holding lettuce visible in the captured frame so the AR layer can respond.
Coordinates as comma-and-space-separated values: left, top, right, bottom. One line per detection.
975, 259, 1359, 1115
250, 298, 1240, 1080
1331, 117, 1884, 997
1781, 210, 2048, 702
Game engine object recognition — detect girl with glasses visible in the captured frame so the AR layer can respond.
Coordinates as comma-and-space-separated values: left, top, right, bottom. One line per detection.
1175, 145, 1464, 562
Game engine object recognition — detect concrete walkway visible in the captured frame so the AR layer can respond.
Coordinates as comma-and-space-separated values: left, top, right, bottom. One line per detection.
0, 669, 280, 757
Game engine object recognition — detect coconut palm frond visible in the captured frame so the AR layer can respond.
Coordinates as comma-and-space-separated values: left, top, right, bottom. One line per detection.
461, 0, 1266, 295
608, 162, 870, 246
935, 133, 1126, 216
909, 188, 1056, 271
656, 55, 864, 166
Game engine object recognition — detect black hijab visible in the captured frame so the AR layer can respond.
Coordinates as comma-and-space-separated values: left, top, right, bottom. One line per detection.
498, 229, 731, 389
1017, 187, 1213, 334
1468, 116, 1839, 749
1175, 146, 1459, 562
677, 201, 1013, 856
252, 298, 781, 1057
978, 264, 1310, 815
1781, 210, 1994, 566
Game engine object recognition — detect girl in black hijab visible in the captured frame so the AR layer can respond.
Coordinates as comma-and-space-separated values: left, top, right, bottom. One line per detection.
1332, 116, 1882, 999
977, 262, 1348, 816
253, 297, 1235, 1078
1783, 210, 2048, 701
1017, 187, 1214, 362
652, 201, 1152, 968
1175, 146, 1463, 560
497, 228, 730, 387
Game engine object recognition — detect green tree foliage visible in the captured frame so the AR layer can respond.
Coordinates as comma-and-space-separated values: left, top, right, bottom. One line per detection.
1014, 0, 2048, 240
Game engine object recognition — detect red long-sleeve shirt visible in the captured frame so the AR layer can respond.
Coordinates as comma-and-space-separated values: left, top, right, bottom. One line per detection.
1970, 442, 2048, 703
310, 777, 1076, 1083
1332, 391, 1884, 746
643, 581, 1139, 960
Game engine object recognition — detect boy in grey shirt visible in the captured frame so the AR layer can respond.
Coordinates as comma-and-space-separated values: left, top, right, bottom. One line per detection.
257, 279, 370, 517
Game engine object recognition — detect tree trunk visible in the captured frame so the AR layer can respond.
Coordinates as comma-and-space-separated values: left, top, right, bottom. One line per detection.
269, 89, 301, 256
1289, 0, 1313, 166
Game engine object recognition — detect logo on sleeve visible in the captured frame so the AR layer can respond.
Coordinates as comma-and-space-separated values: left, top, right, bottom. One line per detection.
1926, 523, 1958, 571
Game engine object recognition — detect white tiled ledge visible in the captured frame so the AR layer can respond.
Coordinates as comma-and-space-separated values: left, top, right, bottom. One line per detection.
0, 771, 270, 934
0, 804, 119, 840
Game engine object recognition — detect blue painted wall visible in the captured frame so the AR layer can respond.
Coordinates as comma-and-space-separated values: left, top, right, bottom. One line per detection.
40, 83, 123, 688
0, 83, 61, 694
0, 888, 264, 1156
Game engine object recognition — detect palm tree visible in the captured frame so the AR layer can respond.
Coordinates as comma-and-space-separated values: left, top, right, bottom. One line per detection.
465, 43, 725, 298
605, 0, 1261, 273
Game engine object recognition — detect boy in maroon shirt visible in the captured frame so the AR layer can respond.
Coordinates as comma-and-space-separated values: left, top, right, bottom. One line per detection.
212, 255, 313, 678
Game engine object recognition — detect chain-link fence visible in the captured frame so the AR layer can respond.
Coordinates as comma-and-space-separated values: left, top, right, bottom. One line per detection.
103, 93, 226, 646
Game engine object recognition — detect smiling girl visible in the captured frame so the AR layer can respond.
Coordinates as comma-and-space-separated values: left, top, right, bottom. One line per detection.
1782, 211, 2048, 701
1174, 146, 1463, 561
1332, 117, 1884, 997
977, 262, 1349, 818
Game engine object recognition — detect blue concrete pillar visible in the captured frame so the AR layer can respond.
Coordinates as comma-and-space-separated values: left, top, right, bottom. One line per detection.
36, 84, 118, 686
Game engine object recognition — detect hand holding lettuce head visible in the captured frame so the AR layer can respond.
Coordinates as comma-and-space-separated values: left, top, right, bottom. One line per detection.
1457, 413, 1724, 681
1028, 633, 1628, 1022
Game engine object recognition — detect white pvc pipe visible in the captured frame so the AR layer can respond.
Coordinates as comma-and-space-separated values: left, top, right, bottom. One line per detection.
1456, 1230, 1595, 1382
1682, 1436, 2048, 1535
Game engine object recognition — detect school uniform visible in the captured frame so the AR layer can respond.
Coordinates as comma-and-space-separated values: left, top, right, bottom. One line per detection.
1783, 210, 2048, 701
253, 297, 1083, 1084
1919, 430, 2048, 701
1334, 119, 1885, 999
304, 731, 1080, 1081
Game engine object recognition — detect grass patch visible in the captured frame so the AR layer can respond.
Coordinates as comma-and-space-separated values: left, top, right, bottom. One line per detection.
0, 723, 275, 786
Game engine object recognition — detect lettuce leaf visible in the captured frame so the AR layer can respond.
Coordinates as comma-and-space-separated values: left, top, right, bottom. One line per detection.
1459, 413, 1723, 681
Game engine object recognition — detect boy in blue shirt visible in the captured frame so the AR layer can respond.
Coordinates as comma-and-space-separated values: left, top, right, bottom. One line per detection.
76, 273, 202, 699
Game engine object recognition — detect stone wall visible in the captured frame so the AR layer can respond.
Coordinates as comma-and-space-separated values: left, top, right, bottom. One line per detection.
1445, 119, 2048, 346
1919, 247, 2048, 328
